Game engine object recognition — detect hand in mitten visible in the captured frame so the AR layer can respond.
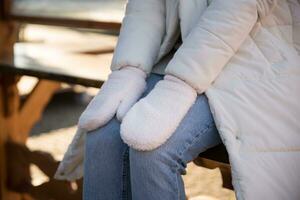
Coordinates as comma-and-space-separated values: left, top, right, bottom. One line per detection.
55, 67, 147, 180
78, 66, 147, 131
120, 75, 197, 151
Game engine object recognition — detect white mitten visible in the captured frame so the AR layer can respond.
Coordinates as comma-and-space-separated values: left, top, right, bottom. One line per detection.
55, 67, 146, 180
120, 75, 197, 151
78, 66, 147, 131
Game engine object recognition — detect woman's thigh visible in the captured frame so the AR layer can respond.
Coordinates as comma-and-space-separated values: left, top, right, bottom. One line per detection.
130, 93, 221, 174
83, 117, 129, 199
84, 73, 164, 166
85, 72, 221, 171
83, 73, 164, 197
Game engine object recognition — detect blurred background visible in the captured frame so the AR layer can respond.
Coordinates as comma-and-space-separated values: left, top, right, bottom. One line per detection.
0, 0, 235, 199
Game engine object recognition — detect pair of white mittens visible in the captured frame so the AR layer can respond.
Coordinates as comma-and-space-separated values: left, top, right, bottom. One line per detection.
78, 66, 197, 151
55, 66, 197, 180
79, 67, 197, 151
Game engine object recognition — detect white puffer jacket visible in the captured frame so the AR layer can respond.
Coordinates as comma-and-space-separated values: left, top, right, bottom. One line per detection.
59, 0, 300, 199
113, 1, 300, 199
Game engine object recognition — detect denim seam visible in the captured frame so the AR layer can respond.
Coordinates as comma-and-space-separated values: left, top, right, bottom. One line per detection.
176, 122, 215, 170
169, 122, 215, 200
175, 169, 181, 200
121, 147, 130, 200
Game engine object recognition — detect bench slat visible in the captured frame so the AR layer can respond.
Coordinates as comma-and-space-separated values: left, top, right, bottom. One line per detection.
0, 42, 112, 88
198, 144, 229, 164
10, 15, 121, 31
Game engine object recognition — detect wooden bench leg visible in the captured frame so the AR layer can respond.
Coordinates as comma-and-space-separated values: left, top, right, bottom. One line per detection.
19, 80, 61, 142
0, 74, 20, 200
0, 13, 19, 198
0, 76, 61, 197
0, 76, 61, 144
0, 86, 7, 200
194, 157, 233, 190
1, 17, 60, 198
0, 32, 60, 194
219, 166, 233, 190
0, 75, 61, 199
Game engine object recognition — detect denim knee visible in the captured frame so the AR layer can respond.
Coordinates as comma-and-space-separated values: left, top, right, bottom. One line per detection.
129, 146, 185, 174
85, 118, 125, 158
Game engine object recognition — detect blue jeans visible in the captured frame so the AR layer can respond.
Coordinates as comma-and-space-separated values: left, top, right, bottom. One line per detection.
83, 73, 221, 200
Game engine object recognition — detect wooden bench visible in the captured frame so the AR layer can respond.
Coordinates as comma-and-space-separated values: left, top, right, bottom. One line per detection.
194, 144, 232, 189
0, 0, 122, 197
0, 40, 113, 199
0, 1, 233, 199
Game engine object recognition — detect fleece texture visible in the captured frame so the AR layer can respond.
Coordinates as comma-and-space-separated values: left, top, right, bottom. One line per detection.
120, 75, 197, 151
78, 66, 146, 131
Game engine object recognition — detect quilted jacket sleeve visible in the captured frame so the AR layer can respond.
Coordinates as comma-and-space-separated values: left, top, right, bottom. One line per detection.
165, 0, 258, 93
111, 0, 166, 74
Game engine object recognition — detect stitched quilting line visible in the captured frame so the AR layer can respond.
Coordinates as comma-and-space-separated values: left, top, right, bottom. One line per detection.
249, 20, 284, 66
196, 6, 257, 54
254, 147, 300, 152
197, 26, 235, 53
